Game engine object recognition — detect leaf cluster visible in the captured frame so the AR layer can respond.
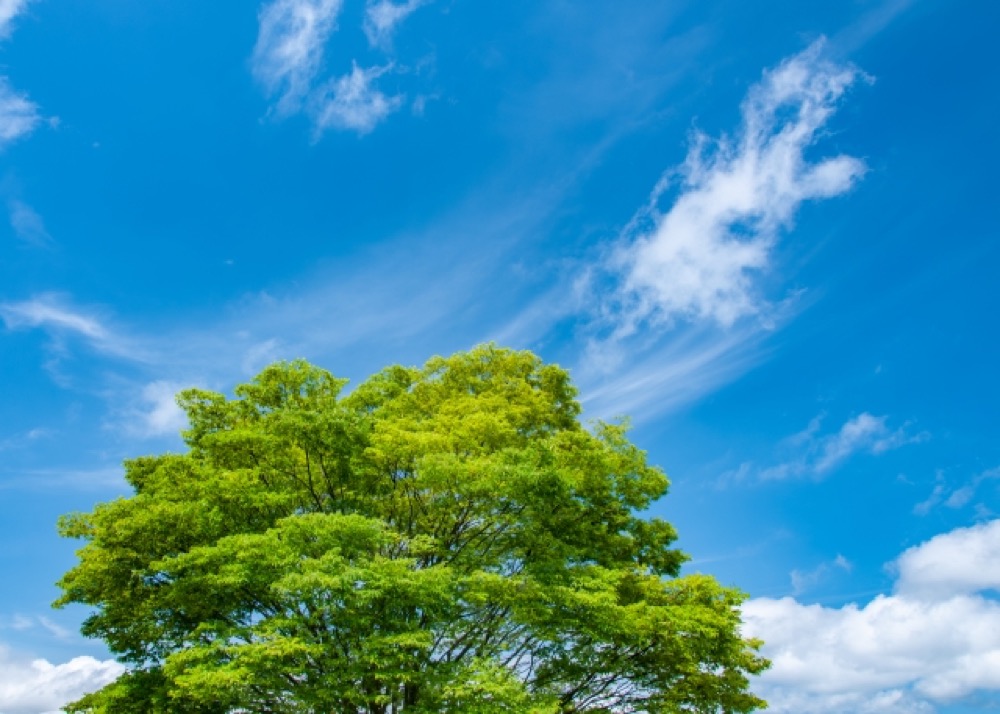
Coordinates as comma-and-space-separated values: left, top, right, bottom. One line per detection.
57, 345, 767, 712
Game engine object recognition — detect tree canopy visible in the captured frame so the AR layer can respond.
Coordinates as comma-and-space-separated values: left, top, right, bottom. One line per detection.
56, 345, 767, 713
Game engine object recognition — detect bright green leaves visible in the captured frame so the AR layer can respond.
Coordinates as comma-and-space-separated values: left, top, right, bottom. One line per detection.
56, 345, 767, 712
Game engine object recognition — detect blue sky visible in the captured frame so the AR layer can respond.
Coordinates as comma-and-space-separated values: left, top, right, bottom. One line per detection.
0, 0, 998, 711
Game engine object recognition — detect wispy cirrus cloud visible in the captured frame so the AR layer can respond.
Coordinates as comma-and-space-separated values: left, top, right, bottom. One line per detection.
0, 293, 149, 362
363, 0, 429, 48
790, 554, 853, 596
744, 412, 927, 482
914, 466, 1000, 516
8, 198, 51, 247
603, 39, 867, 336
252, 0, 343, 116
0, 78, 39, 148
310, 62, 402, 135
0, 2, 41, 148
252, 0, 409, 136
744, 520, 1000, 712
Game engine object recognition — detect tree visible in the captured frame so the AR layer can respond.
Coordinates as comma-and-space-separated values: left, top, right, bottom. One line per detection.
56, 345, 768, 713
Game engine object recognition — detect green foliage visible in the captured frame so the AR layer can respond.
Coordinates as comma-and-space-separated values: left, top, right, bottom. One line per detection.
57, 345, 768, 712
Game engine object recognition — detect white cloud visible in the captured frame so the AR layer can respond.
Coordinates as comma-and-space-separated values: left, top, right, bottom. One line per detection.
578, 319, 770, 421
790, 554, 852, 596
252, 0, 404, 136
8, 198, 52, 247
0, 644, 123, 714
252, 0, 343, 115
0, 0, 29, 39
0, 294, 149, 362
756, 412, 925, 481
895, 519, 1000, 599
914, 466, 1000, 515
744, 520, 1000, 712
0, 78, 40, 148
310, 62, 402, 135
363, 0, 428, 48
0, 295, 109, 341
125, 380, 191, 438
567, 41, 870, 421
606, 39, 866, 335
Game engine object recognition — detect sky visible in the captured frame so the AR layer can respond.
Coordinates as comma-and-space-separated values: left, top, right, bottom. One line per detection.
0, 0, 997, 711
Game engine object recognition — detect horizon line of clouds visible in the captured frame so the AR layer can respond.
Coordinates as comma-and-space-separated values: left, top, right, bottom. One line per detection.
252, 0, 432, 136
744, 519, 1000, 712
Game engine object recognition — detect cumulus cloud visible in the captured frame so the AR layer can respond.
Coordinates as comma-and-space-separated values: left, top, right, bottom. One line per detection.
0, 78, 40, 148
0, 645, 123, 714
755, 412, 926, 481
363, 0, 429, 48
252, 0, 343, 115
744, 520, 1000, 712
123, 380, 191, 438
605, 39, 867, 335
310, 62, 402, 135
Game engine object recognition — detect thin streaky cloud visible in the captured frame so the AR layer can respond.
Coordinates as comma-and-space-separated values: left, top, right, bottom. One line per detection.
0, 466, 126, 492
310, 62, 402, 135
756, 412, 926, 481
914, 466, 1000, 515
0, 294, 151, 362
363, 0, 429, 48
252, 0, 343, 115
605, 38, 867, 336
8, 199, 52, 247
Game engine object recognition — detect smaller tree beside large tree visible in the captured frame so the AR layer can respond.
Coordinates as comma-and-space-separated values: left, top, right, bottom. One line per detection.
56, 345, 767, 712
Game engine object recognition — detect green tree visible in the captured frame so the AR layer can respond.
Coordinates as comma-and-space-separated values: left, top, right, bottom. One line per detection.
56, 345, 767, 713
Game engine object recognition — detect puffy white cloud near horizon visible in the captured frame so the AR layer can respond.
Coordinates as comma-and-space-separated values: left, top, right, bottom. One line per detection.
0, 645, 123, 714
745, 519, 1000, 712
